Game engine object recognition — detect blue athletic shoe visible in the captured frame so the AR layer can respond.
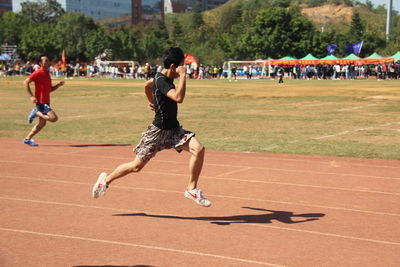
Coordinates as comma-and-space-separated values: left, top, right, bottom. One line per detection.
28, 108, 37, 124
23, 139, 38, 146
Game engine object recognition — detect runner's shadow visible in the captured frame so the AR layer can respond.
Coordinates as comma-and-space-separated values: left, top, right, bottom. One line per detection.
113, 207, 325, 225
74, 265, 155, 267
73, 264, 155, 267
43, 144, 131, 148
68, 144, 131, 147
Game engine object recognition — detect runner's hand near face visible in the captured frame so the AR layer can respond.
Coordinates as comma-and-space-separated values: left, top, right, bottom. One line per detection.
176, 65, 186, 77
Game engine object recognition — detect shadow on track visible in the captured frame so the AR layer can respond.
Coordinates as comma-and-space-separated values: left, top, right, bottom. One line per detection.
43, 144, 131, 148
74, 265, 155, 267
113, 207, 325, 225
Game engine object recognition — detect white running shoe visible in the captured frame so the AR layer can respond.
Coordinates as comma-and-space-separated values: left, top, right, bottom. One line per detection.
92, 172, 108, 198
184, 188, 211, 207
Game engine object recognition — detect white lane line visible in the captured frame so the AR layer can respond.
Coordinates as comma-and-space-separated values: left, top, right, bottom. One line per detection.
1, 197, 399, 246
210, 176, 400, 196
2, 142, 400, 169
1, 176, 399, 217
1, 160, 400, 195
1, 159, 399, 181
215, 167, 253, 177
249, 224, 400, 246
0, 227, 284, 267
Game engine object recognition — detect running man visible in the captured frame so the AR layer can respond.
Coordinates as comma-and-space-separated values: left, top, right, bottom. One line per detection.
92, 47, 211, 207
23, 55, 65, 146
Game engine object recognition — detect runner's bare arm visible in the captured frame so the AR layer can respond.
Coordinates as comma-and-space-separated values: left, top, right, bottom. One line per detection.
166, 65, 186, 103
23, 78, 37, 104
51, 80, 65, 92
145, 79, 155, 110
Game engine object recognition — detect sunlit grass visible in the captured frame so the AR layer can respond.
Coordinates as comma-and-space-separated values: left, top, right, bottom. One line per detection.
1, 76, 400, 160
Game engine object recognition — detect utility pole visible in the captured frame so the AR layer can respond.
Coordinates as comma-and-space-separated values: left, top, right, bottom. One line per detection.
386, 0, 393, 41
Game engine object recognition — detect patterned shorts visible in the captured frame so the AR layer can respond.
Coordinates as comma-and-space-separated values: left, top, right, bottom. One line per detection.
134, 124, 195, 163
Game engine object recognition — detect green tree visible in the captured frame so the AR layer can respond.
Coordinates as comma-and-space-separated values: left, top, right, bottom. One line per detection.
347, 11, 364, 42
171, 17, 184, 45
0, 12, 27, 45
219, 4, 243, 33
335, 33, 349, 57
20, 0, 65, 24
191, 2, 204, 29
364, 0, 374, 10
19, 23, 57, 60
109, 27, 141, 60
272, 0, 290, 8
343, 0, 355, 6
84, 26, 111, 61
156, 20, 169, 42
361, 32, 386, 57
53, 13, 98, 61
237, 8, 316, 59
140, 24, 169, 62
311, 30, 337, 57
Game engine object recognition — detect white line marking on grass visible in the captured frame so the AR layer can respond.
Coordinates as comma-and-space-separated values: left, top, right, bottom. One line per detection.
62, 115, 83, 119
314, 121, 400, 140
263, 145, 280, 151
1, 197, 399, 246
0, 227, 284, 267
336, 104, 377, 111
2, 176, 400, 217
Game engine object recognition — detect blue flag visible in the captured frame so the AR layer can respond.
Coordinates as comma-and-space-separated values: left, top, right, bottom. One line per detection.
327, 44, 337, 56
345, 41, 363, 55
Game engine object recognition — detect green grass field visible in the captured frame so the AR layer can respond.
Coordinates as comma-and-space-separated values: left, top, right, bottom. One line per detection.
1, 76, 400, 160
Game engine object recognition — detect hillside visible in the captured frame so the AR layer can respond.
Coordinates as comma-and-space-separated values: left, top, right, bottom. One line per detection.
203, 0, 387, 35
300, 3, 386, 33
301, 3, 354, 25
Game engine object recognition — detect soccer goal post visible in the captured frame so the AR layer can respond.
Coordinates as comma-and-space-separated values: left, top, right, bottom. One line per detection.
222, 60, 267, 79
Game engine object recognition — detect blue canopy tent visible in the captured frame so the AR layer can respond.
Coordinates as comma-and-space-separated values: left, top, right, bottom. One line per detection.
0, 54, 12, 61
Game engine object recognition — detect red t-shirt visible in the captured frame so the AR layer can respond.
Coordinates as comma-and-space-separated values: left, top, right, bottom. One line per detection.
29, 67, 52, 104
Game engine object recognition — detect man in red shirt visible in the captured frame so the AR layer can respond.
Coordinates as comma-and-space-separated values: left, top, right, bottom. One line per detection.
23, 55, 65, 146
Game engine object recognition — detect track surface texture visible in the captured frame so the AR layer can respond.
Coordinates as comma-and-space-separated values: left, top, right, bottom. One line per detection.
1, 138, 399, 267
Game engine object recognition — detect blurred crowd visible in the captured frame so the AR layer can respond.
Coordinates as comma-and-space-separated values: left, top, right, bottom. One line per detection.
1, 60, 399, 81
0, 61, 225, 80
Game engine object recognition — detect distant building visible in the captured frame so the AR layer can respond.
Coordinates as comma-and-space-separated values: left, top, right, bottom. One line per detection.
0, 0, 12, 17
165, 0, 188, 14
10, 0, 228, 25
12, 0, 131, 20
12, 0, 163, 24
173, 0, 228, 11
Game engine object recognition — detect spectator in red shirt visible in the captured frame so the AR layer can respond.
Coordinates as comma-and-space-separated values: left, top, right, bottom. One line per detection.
23, 55, 65, 146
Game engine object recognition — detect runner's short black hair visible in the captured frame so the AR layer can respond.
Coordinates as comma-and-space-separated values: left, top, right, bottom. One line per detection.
36, 55, 49, 65
163, 47, 184, 69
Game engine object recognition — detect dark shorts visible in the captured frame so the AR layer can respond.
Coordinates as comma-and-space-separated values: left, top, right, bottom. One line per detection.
134, 124, 195, 163
36, 104, 52, 115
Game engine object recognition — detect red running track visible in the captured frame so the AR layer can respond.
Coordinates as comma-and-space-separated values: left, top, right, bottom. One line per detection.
1, 137, 399, 267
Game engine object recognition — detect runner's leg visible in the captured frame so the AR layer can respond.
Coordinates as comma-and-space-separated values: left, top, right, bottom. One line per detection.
26, 117, 47, 140
180, 137, 205, 190
105, 156, 147, 186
